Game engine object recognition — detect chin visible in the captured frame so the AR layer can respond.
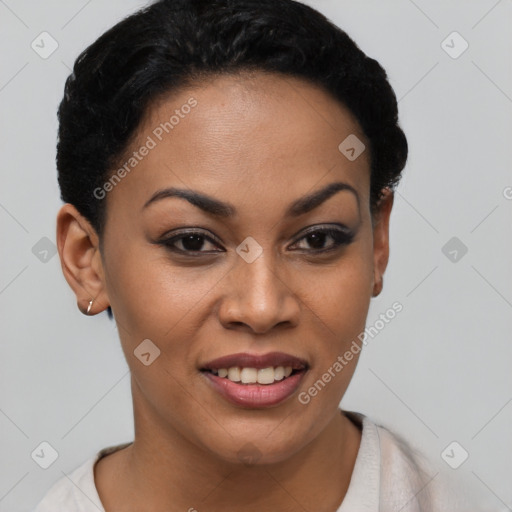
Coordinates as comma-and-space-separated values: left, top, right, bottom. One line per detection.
197, 419, 311, 467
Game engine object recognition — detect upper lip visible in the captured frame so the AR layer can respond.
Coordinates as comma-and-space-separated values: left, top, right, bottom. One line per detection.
201, 351, 309, 371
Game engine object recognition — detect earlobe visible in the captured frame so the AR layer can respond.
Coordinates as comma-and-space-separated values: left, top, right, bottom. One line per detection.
372, 275, 383, 297
371, 188, 394, 297
56, 204, 110, 315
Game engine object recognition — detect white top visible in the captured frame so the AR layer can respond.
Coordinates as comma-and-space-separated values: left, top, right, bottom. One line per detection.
32, 411, 475, 511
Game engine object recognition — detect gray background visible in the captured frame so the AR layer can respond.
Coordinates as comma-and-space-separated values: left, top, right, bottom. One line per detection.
1, 0, 511, 510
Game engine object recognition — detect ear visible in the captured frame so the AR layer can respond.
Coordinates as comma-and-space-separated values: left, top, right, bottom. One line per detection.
371, 188, 394, 297
56, 203, 110, 315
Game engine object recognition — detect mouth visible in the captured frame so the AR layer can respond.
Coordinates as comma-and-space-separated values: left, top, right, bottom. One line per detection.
205, 366, 304, 384
200, 352, 309, 408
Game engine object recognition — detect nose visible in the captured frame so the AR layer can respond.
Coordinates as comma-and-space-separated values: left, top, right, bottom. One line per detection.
218, 250, 301, 334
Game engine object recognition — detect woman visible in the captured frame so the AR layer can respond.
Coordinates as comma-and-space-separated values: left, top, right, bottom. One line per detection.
34, 0, 469, 510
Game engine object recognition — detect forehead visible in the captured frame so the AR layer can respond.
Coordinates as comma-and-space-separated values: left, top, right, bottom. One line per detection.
106, 71, 371, 218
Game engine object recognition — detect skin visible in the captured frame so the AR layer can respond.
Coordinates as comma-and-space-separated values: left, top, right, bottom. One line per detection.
56, 71, 393, 512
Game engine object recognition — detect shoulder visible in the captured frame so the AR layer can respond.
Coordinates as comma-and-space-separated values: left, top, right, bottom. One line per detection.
32, 442, 132, 512
342, 411, 475, 512
32, 455, 98, 512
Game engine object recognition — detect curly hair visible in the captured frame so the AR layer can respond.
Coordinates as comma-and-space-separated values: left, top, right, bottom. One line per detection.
56, 0, 408, 318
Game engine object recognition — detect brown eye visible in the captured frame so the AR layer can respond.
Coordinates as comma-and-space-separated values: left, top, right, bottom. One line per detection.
291, 227, 354, 253
160, 230, 224, 255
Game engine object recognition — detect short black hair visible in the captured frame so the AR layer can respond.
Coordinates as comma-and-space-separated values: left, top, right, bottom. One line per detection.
56, 0, 408, 319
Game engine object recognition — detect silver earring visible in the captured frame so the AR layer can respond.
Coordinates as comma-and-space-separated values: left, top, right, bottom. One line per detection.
86, 299, 94, 315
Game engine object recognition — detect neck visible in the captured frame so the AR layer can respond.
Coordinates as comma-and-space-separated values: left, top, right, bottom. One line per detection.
95, 391, 361, 512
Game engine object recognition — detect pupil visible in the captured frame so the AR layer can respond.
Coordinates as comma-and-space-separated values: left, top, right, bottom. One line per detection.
308, 232, 326, 249
183, 234, 204, 251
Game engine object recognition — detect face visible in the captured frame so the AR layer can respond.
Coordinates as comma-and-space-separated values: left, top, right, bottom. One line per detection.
59, 71, 392, 465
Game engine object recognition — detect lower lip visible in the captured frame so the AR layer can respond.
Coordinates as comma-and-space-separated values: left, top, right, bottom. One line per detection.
202, 370, 307, 408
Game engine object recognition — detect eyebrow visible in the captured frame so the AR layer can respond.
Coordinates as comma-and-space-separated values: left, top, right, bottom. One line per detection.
143, 181, 360, 218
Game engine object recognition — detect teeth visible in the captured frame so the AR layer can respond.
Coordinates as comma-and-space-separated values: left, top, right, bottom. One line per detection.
227, 367, 240, 382
211, 365, 299, 384
257, 367, 275, 385
274, 366, 285, 380
240, 368, 257, 384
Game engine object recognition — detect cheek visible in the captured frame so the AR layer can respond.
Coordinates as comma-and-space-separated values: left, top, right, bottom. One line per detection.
104, 247, 211, 411
104, 240, 220, 338
295, 258, 372, 411
294, 239, 373, 392
297, 246, 374, 335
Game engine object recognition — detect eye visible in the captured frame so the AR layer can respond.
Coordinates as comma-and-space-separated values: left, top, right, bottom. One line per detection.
160, 230, 223, 255
159, 225, 354, 256
290, 226, 354, 253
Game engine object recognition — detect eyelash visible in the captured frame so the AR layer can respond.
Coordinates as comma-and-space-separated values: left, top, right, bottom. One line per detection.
159, 226, 355, 256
